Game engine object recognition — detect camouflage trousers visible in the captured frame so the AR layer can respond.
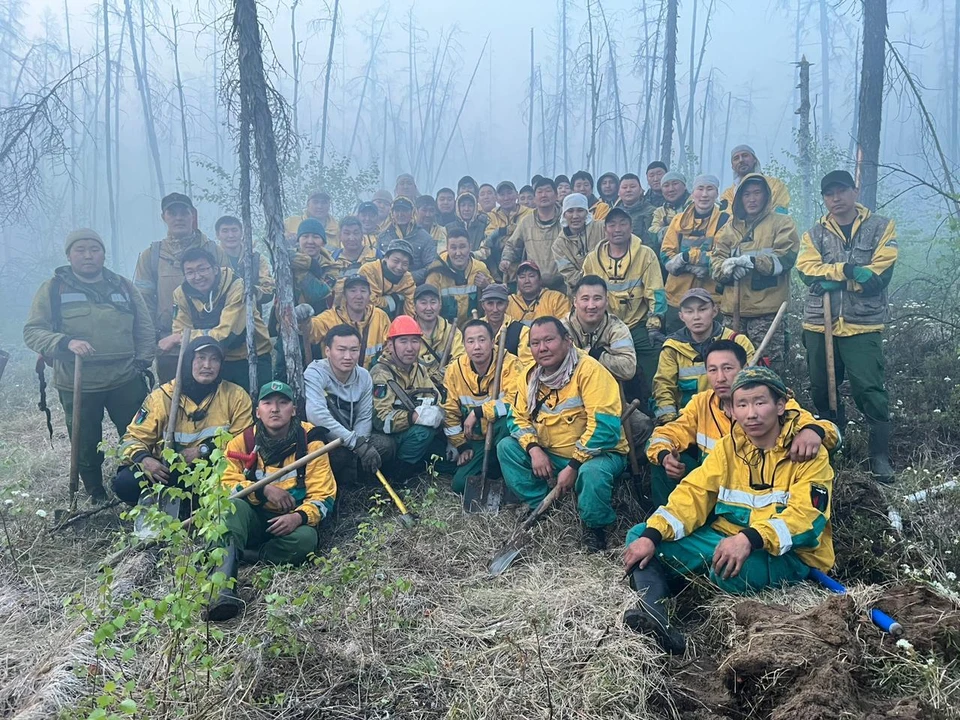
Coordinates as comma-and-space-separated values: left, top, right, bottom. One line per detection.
722, 313, 784, 377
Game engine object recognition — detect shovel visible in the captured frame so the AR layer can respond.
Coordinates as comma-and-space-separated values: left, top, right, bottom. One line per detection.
488, 484, 563, 576
61, 355, 84, 517
135, 329, 191, 539
0, 348, 9, 384
822, 293, 838, 412
463, 328, 509, 513
619, 388, 645, 501
375, 470, 417, 528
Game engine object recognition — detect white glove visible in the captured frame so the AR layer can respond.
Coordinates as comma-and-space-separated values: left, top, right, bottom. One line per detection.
414, 404, 444, 428
294, 303, 314, 323
719, 256, 739, 279
664, 254, 687, 275
445, 442, 460, 463
385, 295, 398, 313
734, 254, 755, 269
732, 266, 750, 281
689, 265, 709, 279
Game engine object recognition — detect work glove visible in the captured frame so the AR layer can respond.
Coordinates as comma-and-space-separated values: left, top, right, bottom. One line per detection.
384, 293, 405, 314
664, 254, 687, 275
648, 329, 667, 347
588, 344, 605, 361
731, 265, 750, 281
414, 404, 444, 428
689, 265, 709, 279
445, 442, 460, 463
289, 250, 313, 272
294, 303, 314, 323
734, 254, 755, 269
657, 412, 678, 425
809, 280, 845, 296
843, 263, 875, 284
719, 256, 739, 279
354, 438, 382, 474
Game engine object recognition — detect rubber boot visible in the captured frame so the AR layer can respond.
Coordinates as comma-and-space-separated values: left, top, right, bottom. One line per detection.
81, 469, 108, 505
204, 542, 243, 622
582, 525, 607, 553
867, 421, 895, 485
624, 560, 687, 654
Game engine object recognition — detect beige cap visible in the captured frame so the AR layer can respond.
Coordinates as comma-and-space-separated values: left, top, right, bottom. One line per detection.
64, 228, 105, 254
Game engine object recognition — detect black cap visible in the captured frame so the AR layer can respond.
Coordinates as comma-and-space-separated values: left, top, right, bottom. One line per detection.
604, 207, 631, 224
821, 170, 856, 194
357, 201, 378, 214
496, 180, 517, 193
343, 274, 370, 290
161, 192, 194, 212
414, 283, 440, 300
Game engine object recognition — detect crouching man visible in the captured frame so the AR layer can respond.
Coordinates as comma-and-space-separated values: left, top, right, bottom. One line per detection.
304, 324, 396, 489
499, 317, 628, 552
113, 337, 252, 507
206, 380, 337, 621
623, 367, 835, 654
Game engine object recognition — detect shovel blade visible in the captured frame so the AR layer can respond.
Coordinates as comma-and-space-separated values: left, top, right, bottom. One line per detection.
488, 545, 523, 576
463, 474, 504, 514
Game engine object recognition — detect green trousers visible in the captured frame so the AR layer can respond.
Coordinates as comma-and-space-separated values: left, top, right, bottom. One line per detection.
802, 330, 888, 423
498, 437, 627, 528
220, 355, 273, 396
59, 374, 148, 495
451, 418, 511, 493
629, 323, 660, 408
649, 449, 701, 508
224, 498, 318, 566
626, 522, 811, 594
394, 425, 443, 464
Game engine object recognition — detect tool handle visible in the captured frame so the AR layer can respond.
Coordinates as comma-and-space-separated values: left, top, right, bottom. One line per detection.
438, 319, 458, 368
479, 330, 510, 476
520, 484, 562, 532
68, 355, 84, 509
619, 384, 641, 476
620, 398, 642, 423
164, 329, 192, 448
376, 470, 411, 515
732, 279, 742, 332
748, 301, 788, 366
822, 293, 838, 412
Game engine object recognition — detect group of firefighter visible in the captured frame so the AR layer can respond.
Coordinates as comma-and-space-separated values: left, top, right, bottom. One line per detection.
23, 143, 899, 650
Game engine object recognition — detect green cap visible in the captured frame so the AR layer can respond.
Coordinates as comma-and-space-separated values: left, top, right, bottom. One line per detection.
258, 380, 295, 402
730, 366, 790, 400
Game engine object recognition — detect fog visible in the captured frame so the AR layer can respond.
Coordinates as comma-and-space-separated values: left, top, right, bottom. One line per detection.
1, 0, 957, 330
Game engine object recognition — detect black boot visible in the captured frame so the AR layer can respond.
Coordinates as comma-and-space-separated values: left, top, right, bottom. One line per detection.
624, 560, 686, 654
868, 421, 895, 484
582, 525, 607, 553
204, 542, 243, 622
81, 470, 108, 505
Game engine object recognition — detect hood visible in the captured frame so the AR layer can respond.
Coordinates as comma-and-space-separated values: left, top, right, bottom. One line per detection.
732, 173, 773, 221
665, 320, 725, 359
429, 250, 472, 282
455, 192, 480, 223
597, 173, 620, 203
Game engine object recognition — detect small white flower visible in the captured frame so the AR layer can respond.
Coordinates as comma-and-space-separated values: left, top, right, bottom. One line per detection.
945, 377, 953, 382
35, 509, 47, 518
3, 499, 12, 506
934, 409, 942, 414
896, 399, 903, 406
18, 492, 29, 498
947, 572, 957, 581
896, 638, 914, 651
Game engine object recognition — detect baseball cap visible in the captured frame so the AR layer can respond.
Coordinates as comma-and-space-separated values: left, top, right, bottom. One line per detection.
481, 283, 509, 302
679, 288, 715, 307
820, 170, 856, 194
161, 192, 194, 212
258, 380, 295, 402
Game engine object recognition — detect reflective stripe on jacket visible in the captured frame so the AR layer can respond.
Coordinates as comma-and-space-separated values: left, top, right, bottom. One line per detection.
582, 236, 666, 330
442, 352, 520, 447
506, 289, 572, 327
660, 204, 729, 307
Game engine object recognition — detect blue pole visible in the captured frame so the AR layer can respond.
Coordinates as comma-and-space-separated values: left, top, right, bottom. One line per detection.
809, 568, 903, 636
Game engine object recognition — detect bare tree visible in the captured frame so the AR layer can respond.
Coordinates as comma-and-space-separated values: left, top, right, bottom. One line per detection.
796, 56, 814, 226
819, 0, 831, 140
660, 0, 678, 164
346, 9, 387, 164
103, 0, 119, 259
170, 6, 192, 194
317, 0, 338, 168
597, 0, 629, 170
856, 0, 886, 210
290, 0, 300, 137
527, 28, 535, 180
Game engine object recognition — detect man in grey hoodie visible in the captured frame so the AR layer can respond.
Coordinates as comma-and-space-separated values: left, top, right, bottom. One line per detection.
304, 324, 395, 489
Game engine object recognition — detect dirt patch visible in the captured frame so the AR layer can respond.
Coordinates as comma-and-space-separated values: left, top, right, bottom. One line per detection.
871, 583, 960, 656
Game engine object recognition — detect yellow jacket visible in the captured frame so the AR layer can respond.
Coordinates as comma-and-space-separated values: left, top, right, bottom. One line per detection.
646, 388, 839, 463
493, 317, 534, 369
646, 412, 834, 572
358, 259, 416, 317
720, 174, 791, 215
660, 204, 730, 307
796, 204, 897, 337
552, 222, 605, 292
222, 249, 275, 303
506, 289, 572, 326
370, 358, 441, 434
424, 252, 490, 327
330, 246, 381, 305
652, 324, 755, 421
442, 352, 520, 447
508, 349, 628, 464
417, 317, 464, 378
284, 214, 340, 248
426, 223, 447, 248
582, 236, 666, 330
307, 305, 391, 369
484, 205, 530, 238
563, 311, 637, 382
590, 199, 610, 222
710, 174, 800, 318
118, 380, 252, 464
221, 421, 336, 526
172, 267, 272, 361
649, 196, 689, 239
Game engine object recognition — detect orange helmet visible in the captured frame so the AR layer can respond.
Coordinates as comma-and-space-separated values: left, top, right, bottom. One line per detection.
387, 315, 422, 338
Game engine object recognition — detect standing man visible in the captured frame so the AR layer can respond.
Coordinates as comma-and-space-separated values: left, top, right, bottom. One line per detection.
660, 174, 727, 332
416, 195, 448, 248
412, 284, 464, 386
506, 261, 571, 326
372, 189, 393, 230
370, 316, 445, 478
376, 196, 437, 283
207, 380, 337, 620
436, 187, 458, 227
500, 177, 563, 288
649, 171, 690, 248
357, 201, 383, 251
307, 275, 391, 369
477, 184, 499, 215
518, 185, 536, 209
796, 170, 898, 483
553, 192, 605, 293
582, 207, 666, 404
329, 215, 381, 303
446, 193, 489, 254
483, 181, 528, 279
615, 173, 656, 246
24, 229, 155, 504
720, 144, 790, 214
571, 170, 610, 221
441, 319, 519, 494
711, 174, 800, 375
304, 324, 395, 490
425, 228, 492, 327
134, 192, 226, 382
395, 173, 419, 202
644, 162, 667, 207
597, 172, 620, 207
360, 240, 417, 319
499, 317, 628, 551
169, 248, 273, 391
215, 215, 274, 304
555, 175, 572, 203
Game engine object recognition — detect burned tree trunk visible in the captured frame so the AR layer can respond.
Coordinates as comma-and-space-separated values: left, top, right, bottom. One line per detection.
527, 27, 534, 180
317, 0, 338, 168
238, 91, 259, 394
819, 0, 831, 140
232, 0, 304, 403
102, 0, 119, 259
796, 56, 814, 228
171, 7, 192, 194
659, 0, 678, 165
856, 0, 886, 210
